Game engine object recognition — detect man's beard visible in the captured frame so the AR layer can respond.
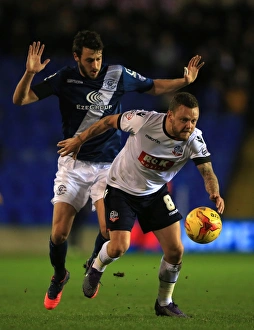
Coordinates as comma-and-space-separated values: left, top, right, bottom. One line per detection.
79, 63, 89, 77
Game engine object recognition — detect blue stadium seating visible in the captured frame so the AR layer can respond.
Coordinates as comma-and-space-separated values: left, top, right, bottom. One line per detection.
0, 58, 245, 225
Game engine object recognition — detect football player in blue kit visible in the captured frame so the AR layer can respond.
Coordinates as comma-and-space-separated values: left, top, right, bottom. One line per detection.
13, 30, 204, 310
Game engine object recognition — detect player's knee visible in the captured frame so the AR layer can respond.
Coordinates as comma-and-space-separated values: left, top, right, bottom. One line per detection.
108, 242, 129, 258
51, 230, 68, 245
165, 242, 184, 264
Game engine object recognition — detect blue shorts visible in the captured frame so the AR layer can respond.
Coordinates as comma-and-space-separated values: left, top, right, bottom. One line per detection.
104, 184, 182, 233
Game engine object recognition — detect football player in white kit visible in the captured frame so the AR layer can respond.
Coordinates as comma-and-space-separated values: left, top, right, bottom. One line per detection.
58, 92, 224, 317
58, 92, 225, 317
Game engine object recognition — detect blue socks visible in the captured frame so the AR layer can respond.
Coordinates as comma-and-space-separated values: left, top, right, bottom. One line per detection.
49, 237, 68, 281
87, 231, 110, 266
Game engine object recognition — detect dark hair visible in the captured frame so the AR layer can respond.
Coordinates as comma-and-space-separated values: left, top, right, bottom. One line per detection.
169, 92, 199, 111
72, 30, 104, 57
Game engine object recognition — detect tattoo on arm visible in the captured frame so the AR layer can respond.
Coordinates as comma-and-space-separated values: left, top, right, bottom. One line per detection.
89, 117, 111, 136
198, 162, 220, 195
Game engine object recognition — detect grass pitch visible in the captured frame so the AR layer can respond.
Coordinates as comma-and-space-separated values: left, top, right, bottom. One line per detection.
0, 252, 253, 330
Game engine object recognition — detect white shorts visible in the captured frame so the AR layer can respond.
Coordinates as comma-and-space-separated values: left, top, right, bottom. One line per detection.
51, 155, 111, 212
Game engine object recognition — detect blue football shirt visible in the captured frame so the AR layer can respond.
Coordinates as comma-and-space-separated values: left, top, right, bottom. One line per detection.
32, 63, 154, 162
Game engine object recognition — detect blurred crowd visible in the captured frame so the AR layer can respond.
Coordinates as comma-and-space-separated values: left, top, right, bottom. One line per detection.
0, 0, 253, 228
1, 0, 254, 123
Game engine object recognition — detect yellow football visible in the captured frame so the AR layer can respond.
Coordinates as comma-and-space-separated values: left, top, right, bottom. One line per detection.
185, 207, 222, 244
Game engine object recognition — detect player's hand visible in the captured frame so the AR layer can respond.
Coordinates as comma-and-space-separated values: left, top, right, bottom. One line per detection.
184, 55, 204, 84
209, 194, 225, 214
57, 137, 82, 160
26, 41, 50, 74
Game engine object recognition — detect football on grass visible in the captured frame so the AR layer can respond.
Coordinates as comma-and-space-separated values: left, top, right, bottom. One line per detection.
184, 206, 222, 244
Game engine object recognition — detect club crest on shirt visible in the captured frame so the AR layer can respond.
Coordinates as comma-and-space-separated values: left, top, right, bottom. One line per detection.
102, 79, 117, 90
138, 151, 174, 171
172, 145, 183, 156
125, 111, 135, 120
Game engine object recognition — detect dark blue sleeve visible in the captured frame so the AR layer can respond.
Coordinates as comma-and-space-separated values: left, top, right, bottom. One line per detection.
43, 67, 68, 95
31, 80, 54, 99
121, 66, 154, 93
31, 66, 69, 99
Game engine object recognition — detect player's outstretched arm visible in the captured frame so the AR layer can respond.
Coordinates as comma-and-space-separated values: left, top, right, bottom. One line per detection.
197, 162, 225, 214
13, 42, 50, 105
57, 114, 120, 159
147, 55, 204, 95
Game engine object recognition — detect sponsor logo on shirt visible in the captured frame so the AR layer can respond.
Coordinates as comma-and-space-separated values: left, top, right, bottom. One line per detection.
76, 90, 113, 111
66, 79, 83, 84
138, 151, 174, 170
196, 135, 204, 143
87, 91, 103, 104
145, 134, 160, 144
77, 104, 112, 111
136, 111, 146, 117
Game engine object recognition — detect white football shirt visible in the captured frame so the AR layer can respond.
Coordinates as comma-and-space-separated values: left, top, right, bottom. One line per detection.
106, 110, 211, 196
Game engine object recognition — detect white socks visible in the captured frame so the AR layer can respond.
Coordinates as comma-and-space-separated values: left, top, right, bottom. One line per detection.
92, 241, 119, 272
157, 257, 182, 306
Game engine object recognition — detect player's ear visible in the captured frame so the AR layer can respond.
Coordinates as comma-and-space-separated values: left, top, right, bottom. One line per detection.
73, 52, 79, 62
167, 110, 173, 121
